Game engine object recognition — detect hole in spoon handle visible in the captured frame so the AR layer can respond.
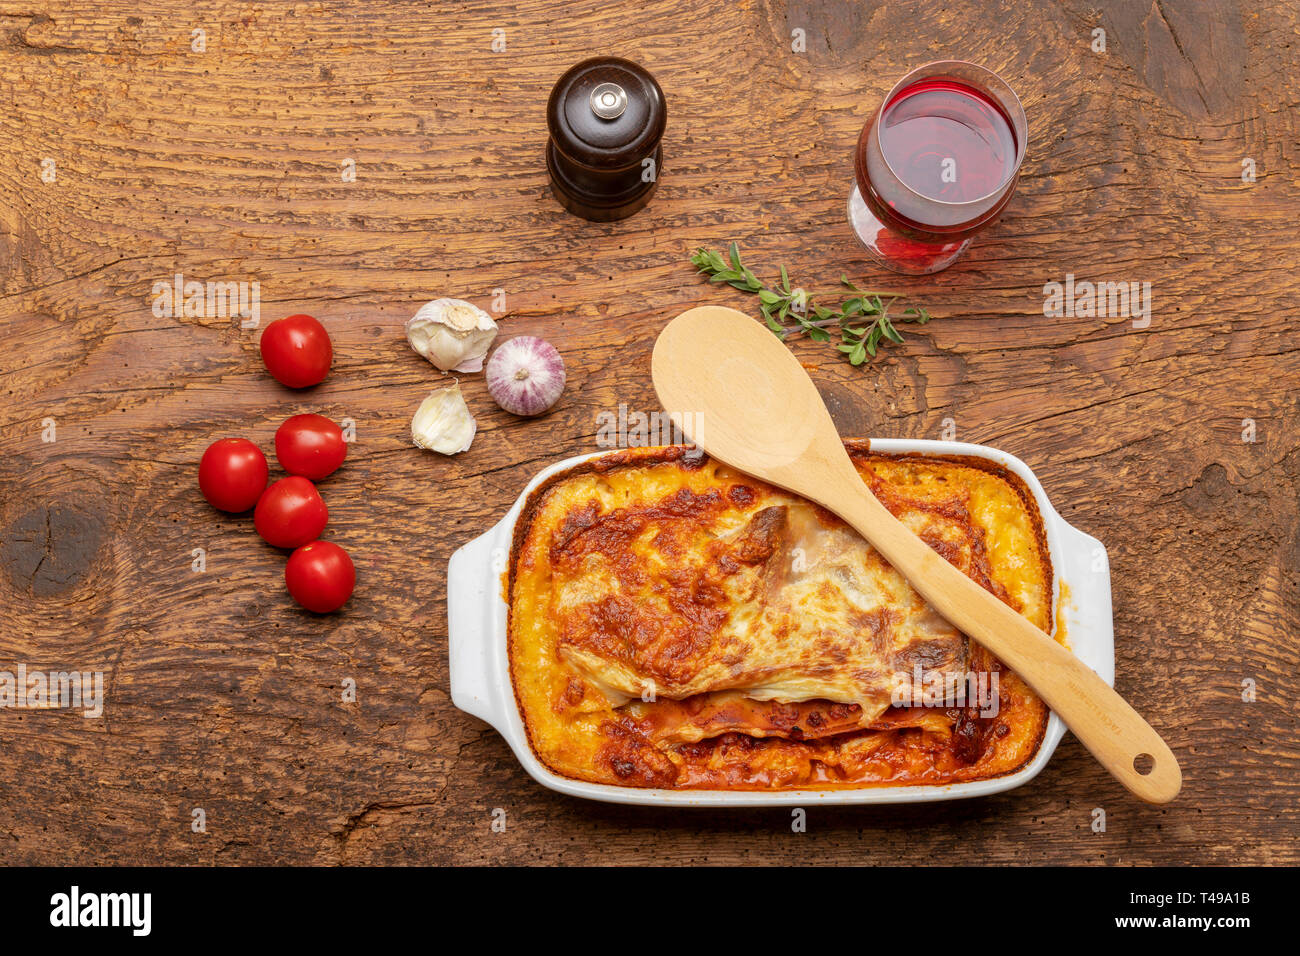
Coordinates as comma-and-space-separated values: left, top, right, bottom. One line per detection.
1075, 694, 1181, 804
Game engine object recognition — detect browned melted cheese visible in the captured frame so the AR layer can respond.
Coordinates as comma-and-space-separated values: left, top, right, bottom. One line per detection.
508, 444, 1056, 790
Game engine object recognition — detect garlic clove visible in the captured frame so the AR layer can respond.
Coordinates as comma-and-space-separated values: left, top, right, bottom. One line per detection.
405, 298, 499, 373
411, 384, 477, 455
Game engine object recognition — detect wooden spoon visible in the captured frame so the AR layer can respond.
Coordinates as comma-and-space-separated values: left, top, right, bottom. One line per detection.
652, 305, 1181, 803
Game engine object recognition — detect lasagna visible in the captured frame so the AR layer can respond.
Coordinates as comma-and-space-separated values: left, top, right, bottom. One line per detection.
507, 443, 1056, 790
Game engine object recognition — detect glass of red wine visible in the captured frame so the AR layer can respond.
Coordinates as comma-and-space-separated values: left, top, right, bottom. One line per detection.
849, 61, 1027, 275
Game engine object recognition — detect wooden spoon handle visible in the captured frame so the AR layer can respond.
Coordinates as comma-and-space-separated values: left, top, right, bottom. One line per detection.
830, 470, 1182, 804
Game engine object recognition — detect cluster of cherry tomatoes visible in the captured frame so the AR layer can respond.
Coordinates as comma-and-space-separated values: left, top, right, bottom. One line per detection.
197, 314, 356, 613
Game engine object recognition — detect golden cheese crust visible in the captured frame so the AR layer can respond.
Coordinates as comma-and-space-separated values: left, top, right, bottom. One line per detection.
507, 444, 1055, 790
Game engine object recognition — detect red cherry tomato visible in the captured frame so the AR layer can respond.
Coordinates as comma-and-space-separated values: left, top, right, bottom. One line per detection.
260, 314, 332, 388
254, 476, 328, 549
285, 540, 356, 613
275, 414, 347, 480
198, 438, 268, 512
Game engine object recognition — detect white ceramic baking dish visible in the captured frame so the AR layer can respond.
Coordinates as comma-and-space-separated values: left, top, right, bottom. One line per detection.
448, 439, 1114, 806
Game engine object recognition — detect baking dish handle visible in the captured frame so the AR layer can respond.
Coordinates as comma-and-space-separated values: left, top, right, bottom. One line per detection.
1056, 522, 1116, 687
447, 525, 507, 730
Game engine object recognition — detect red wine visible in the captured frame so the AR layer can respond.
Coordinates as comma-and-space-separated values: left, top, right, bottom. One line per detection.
857, 76, 1020, 240
880, 79, 1017, 203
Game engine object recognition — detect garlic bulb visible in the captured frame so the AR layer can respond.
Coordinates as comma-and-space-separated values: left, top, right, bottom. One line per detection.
405, 298, 498, 373
411, 384, 476, 455
485, 336, 566, 417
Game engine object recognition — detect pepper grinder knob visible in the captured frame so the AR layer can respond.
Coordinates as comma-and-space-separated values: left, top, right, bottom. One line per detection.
546, 57, 666, 222
589, 82, 628, 119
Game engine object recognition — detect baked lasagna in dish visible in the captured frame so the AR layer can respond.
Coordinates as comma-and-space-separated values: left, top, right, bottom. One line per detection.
507, 443, 1056, 790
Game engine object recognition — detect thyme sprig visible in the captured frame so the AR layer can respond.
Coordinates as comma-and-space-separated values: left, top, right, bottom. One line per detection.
688, 242, 933, 365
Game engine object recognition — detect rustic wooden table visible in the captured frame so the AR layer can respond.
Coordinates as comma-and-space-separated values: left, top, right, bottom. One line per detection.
1, 0, 1296, 866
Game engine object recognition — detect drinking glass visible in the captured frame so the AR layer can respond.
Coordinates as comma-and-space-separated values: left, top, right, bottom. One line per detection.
848, 60, 1028, 275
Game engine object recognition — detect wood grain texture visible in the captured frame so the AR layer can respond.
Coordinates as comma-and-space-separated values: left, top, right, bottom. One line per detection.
1, 0, 1297, 865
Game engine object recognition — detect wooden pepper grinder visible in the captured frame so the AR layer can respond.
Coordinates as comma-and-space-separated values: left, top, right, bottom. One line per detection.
546, 57, 666, 222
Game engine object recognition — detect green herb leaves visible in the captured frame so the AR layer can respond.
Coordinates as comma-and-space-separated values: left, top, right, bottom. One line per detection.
689, 243, 932, 366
